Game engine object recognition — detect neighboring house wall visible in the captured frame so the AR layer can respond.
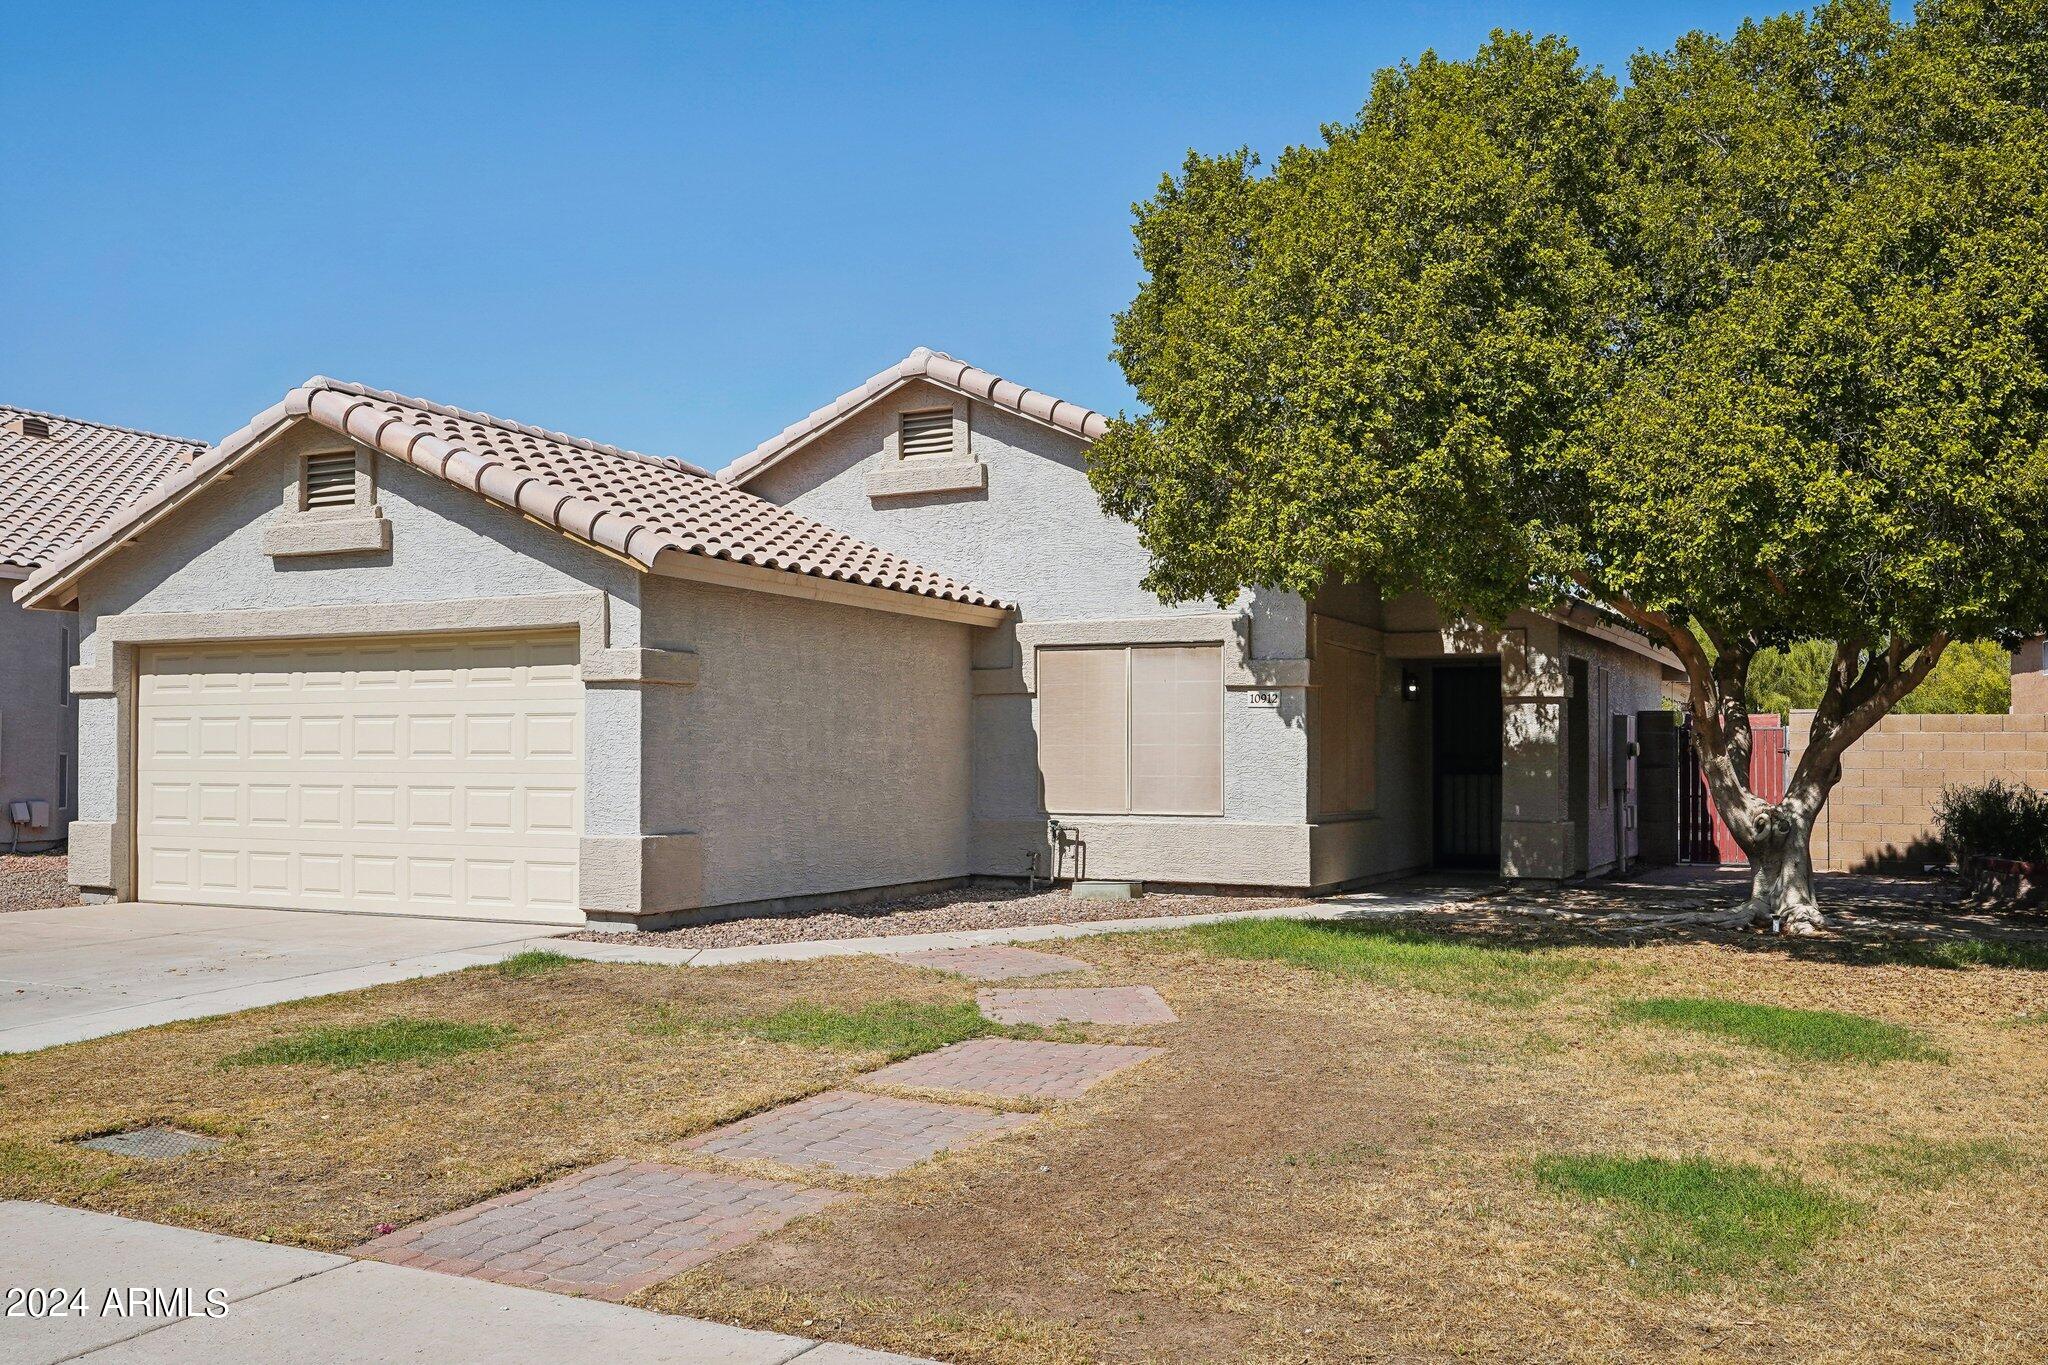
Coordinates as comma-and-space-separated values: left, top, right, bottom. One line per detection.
0, 589, 75, 850
60, 423, 975, 923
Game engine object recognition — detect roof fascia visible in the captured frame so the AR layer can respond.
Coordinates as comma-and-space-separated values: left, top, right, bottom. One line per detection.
649, 544, 1008, 627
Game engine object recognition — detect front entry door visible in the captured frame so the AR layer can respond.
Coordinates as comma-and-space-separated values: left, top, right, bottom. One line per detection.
1432, 665, 1503, 870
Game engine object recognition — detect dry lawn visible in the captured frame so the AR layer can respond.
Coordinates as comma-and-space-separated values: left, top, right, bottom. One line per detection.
0, 953, 973, 1247
645, 927, 2048, 1364
5, 909, 2048, 1362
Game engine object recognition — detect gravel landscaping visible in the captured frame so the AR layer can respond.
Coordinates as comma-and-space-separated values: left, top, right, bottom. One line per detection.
0, 853, 78, 913
562, 884, 1309, 949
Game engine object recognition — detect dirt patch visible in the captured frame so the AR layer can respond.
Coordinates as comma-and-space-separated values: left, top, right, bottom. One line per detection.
0, 853, 78, 913
562, 885, 1308, 949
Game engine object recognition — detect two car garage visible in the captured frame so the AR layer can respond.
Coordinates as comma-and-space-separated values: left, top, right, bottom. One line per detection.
134, 632, 585, 924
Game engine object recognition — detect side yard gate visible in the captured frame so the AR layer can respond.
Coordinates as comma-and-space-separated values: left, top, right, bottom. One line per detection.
1678, 714, 1789, 864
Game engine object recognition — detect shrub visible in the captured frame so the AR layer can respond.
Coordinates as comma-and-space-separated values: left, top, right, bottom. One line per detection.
1932, 779, 2048, 865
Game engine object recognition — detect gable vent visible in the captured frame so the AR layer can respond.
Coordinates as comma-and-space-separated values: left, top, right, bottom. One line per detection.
5, 414, 53, 438
899, 409, 955, 460
303, 452, 358, 508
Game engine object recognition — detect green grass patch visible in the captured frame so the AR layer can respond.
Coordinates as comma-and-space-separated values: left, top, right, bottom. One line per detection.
490, 949, 578, 978
1535, 1153, 1861, 1290
1615, 996, 1946, 1064
659, 998, 1009, 1060
1882, 939, 2048, 971
1189, 918, 1594, 1005
1827, 1136, 2022, 1191
222, 1018, 516, 1069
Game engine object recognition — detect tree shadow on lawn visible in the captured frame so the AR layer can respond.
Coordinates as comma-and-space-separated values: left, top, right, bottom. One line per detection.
1347, 868, 2048, 971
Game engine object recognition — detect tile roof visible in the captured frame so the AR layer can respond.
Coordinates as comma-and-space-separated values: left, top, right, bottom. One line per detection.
0, 406, 204, 573
17, 379, 1006, 613
721, 346, 1110, 485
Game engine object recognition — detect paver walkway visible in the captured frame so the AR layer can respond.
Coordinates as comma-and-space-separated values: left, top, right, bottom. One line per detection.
348, 933, 1172, 1318
977, 985, 1177, 1026
684, 1089, 1035, 1177
866, 1037, 1162, 1101
357, 1159, 845, 1301
5, 1200, 933, 1364
885, 943, 1092, 980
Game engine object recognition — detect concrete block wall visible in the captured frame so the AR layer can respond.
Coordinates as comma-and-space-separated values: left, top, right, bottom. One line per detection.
1793, 709, 2048, 872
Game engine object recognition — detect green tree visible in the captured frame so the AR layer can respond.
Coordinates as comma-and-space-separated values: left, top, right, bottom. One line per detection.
1749, 640, 2012, 717
1090, 0, 2048, 932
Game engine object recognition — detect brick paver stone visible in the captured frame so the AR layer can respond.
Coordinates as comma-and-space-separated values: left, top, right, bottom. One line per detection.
886, 944, 1092, 981
356, 1159, 845, 1300
683, 1089, 1035, 1177
864, 1037, 1162, 1101
976, 985, 1177, 1027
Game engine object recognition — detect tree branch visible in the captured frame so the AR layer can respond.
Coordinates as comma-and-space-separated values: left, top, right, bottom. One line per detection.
1794, 632, 1950, 794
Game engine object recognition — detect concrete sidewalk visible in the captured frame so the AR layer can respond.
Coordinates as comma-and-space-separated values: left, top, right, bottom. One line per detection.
0, 1201, 927, 1364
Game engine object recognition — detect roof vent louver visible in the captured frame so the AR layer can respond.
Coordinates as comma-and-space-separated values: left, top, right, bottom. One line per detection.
302, 452, 358, 508
5, 414, 53, 438
899, 409, 954, 460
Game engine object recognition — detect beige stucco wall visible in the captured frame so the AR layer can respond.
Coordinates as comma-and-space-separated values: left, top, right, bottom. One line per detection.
642, 575, 973, 912
1559, 623, 1672, 874
747, 381, 1321, 888
0, 588, 75, 850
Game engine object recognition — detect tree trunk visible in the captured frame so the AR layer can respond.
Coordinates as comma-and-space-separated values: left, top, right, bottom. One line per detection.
1734, 804, 1824, 935
1580, 586, 1948, 939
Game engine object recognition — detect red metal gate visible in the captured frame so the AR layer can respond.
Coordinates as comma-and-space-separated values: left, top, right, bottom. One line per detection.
1679, 714, 1789, 864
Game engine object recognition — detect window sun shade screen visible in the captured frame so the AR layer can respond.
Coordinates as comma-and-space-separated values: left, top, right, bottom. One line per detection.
899, 409, 955, 460
303, 453, 358, 508
1037, 644, 1223, 816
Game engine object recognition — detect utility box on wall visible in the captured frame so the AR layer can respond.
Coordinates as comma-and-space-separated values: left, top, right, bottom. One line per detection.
1634, 710, 1681, 866
8, 799, 52, 831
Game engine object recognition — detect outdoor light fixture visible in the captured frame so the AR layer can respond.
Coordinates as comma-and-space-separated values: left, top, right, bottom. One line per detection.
1401, 668, 1421, 701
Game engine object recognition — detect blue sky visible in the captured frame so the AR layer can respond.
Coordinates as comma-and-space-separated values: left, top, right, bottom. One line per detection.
3, 1, 1762, 466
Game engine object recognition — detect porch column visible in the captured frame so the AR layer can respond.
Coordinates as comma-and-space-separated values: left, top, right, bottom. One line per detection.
1499, 620, 1574, 879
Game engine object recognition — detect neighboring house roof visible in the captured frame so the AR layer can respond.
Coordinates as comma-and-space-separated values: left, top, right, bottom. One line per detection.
0, 405, 204, 577
721, 347, 1111, 486
15, 378, 1006, 615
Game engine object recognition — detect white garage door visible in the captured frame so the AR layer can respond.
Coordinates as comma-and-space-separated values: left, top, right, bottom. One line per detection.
136, 632, 583, 923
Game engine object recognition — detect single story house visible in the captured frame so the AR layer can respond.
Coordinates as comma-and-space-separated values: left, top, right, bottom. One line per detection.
15, 354, 1681, 928
0, 406, 202, 852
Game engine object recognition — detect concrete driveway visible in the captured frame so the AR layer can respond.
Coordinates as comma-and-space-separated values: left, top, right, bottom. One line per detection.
0, 904, 568, 1054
